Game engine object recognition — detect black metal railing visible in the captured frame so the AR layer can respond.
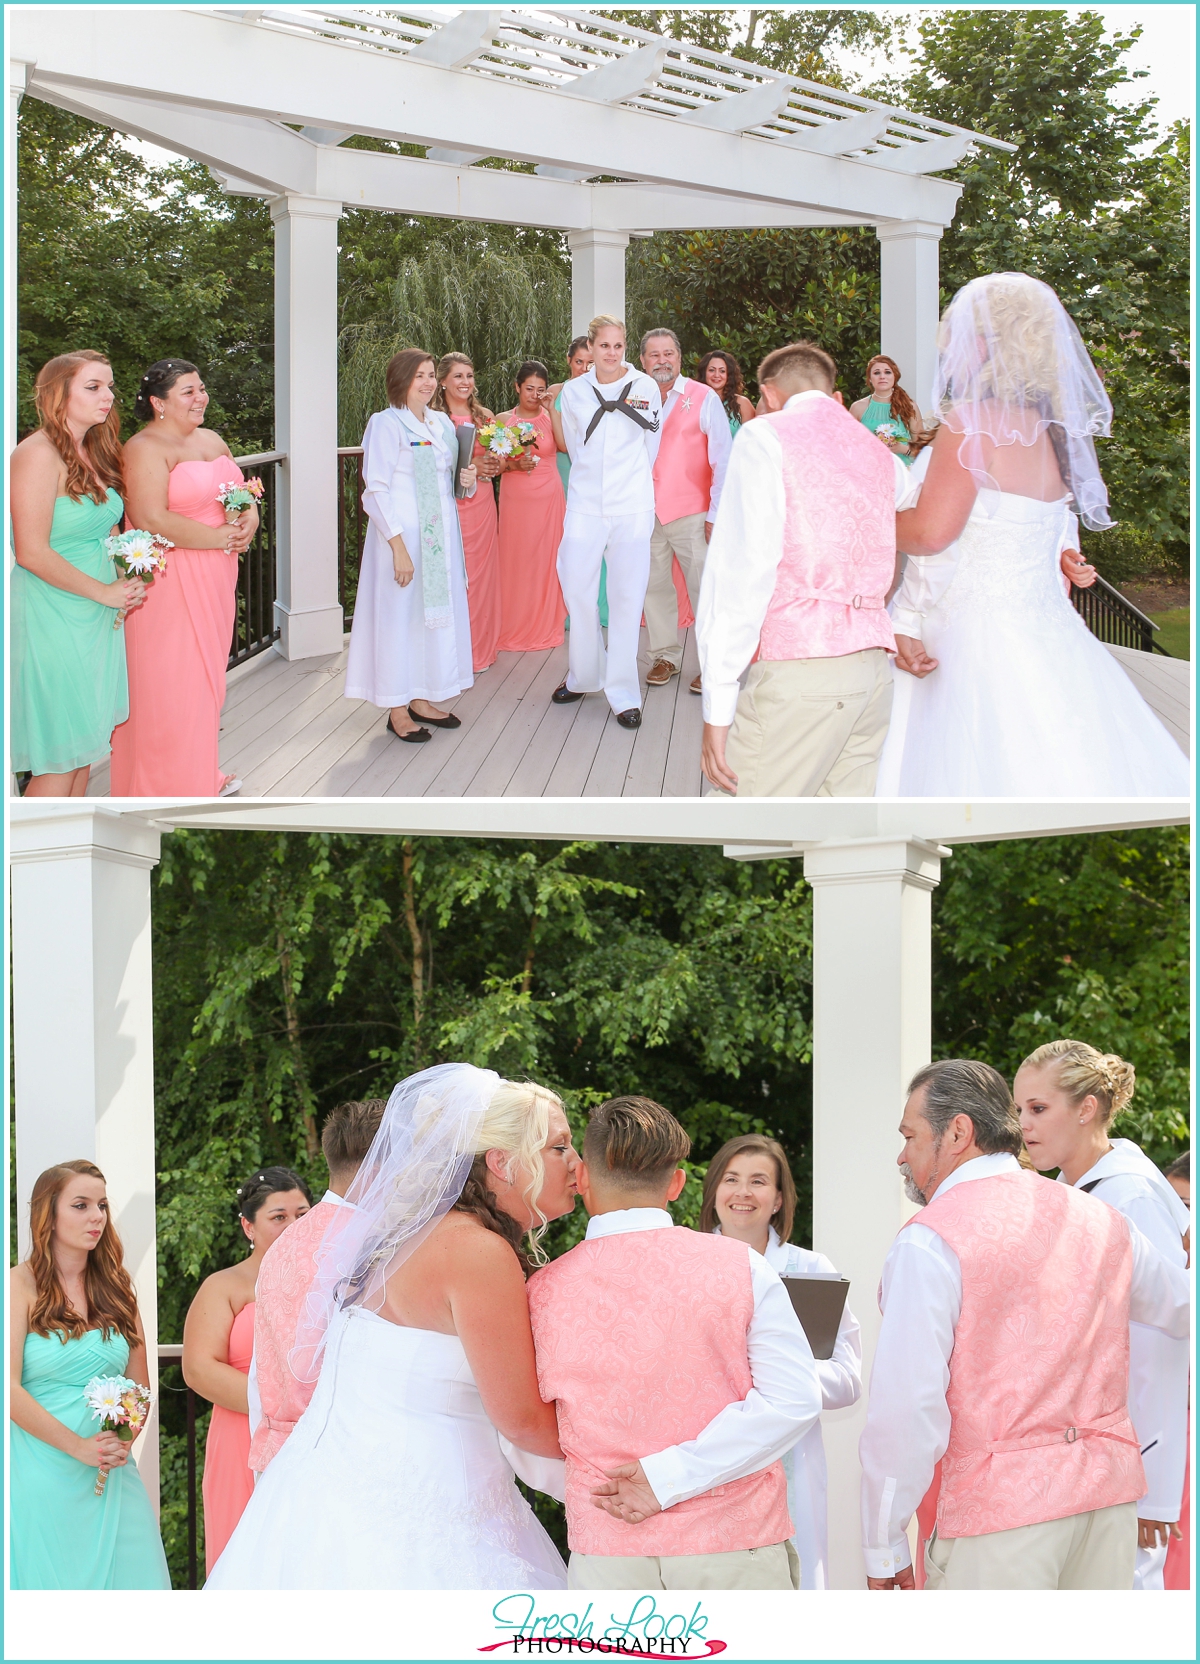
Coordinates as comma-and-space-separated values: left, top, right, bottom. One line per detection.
228, 451, 284, 669
1072, 572, 1169, 655
158, 1342, 202, 1590
338, 446, 366, 626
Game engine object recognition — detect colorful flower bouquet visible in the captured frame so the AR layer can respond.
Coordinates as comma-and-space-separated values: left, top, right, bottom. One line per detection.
105, 528, 172, 628
873, 421, 901, 444
216, 475, 265, 522
83, 1374, 152, 1495
476, 422, 540, 466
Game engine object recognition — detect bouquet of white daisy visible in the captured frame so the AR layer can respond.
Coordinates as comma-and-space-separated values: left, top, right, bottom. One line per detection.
873, 421, 900, 444
105, 528, 172, 628
83, 1374, 152, 1495
476, 421, 536, 463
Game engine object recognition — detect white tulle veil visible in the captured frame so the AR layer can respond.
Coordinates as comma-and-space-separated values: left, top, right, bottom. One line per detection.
290, 1062, 499, 1381
933, 272, 1114, 529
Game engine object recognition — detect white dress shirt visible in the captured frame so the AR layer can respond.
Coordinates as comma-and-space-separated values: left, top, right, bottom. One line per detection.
697, 390, 910, 726
859, 1153, 1192, 1577
560, 366, 662, 518
1062, 1140, 1191, 1521
580, 1209, 822, 1511
646, 376, 733, 522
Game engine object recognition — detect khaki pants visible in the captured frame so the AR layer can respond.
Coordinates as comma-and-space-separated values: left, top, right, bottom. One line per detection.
644, 512, 708, 670
568, 1541, 799, 1591
724, 649, 892, 798
925, 1502, 1138, 1590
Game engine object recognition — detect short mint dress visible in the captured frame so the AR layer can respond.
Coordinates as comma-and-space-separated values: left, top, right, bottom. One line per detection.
11, 1329, 170, 1589
11, 488, 129, 774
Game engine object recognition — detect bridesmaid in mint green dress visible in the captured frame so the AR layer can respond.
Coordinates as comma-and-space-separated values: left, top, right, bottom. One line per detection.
10, 1160, 170, 1589
10, 351, 146, 794
850, 354, 923, 466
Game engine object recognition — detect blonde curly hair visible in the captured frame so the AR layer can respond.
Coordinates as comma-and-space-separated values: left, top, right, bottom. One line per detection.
1019, 1039, 1136, 1126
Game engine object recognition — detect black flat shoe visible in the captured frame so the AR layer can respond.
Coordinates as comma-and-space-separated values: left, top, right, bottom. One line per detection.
410, 709, 461, 729
615, 707, 642, 729
387, 715, 432, 743
552, 683, 585, 705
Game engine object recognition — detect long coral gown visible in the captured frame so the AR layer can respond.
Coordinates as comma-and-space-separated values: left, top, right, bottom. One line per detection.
109, 457, 240, 795
202, 1300, 255, 1575
450, 414, 501, 672
495, 409, 566, 652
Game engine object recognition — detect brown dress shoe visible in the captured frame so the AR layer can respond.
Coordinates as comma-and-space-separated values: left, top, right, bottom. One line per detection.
645, 658, 679, 687
689, 674, 702, 695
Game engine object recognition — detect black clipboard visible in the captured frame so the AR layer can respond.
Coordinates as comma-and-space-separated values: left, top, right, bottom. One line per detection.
780, 1274, 850, 1361
454, 422, 476, 498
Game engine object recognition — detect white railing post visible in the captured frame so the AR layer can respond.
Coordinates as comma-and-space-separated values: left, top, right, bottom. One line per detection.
876, 220, 944, 419
802, 835, 948, 1588
9, 808, 164, 1506
567, 229, 630, 334
270, 193, 346, 660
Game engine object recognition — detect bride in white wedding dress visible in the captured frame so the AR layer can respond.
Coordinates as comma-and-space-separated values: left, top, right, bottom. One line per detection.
207, 1065, 573, 1590
876, 272, 1190, 799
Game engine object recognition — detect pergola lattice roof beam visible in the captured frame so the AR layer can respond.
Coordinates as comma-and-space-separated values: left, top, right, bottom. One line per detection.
11, 8, 964, 222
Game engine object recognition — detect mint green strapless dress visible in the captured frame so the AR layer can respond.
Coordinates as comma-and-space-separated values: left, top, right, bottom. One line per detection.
11, 488, 129, 775
11, 1329, 170, 1589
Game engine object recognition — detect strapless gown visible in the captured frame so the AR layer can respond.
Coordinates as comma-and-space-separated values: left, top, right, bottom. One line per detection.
206, 1306, 566, 1589
202, 1301, 255, 1574
10, 1329, 169, 1589
109, 457, 241, 795
877, 490, 1192, 797
10, 489, 128, 776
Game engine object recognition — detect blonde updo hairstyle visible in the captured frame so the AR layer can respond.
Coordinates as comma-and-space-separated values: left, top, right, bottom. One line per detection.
937, 273, 1064, 409
454, 1079, 562, 1273
587, 313, 626, 344
1020, 1039, 1137, 1126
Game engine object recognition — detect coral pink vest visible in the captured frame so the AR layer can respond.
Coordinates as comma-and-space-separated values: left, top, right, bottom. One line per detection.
652, 380, 713, 524
527, 1226, 792, 1557
918, 1171, 1144, 1537
758, 398, 897, 662
248, 1198, 342, 1472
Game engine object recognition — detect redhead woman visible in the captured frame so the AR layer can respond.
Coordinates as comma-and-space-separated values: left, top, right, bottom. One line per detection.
700, 1135, 861, 1591
10, 352, 147, 796
495, 360, 567, 653
112, 360, 257, 796
10, 1160, 169, 1588
208, 1066, 576, 1589
433, 352, 503, 673
183, 1166, 312, 1573
850, 355, 923, 463
1015, 1041, 1190, 1591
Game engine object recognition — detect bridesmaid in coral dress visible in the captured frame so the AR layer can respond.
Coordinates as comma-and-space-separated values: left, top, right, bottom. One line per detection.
111, 360, 257, 796
434, 353, 502, 673
496, 361, 566, 653
183, 1166, 311, 1573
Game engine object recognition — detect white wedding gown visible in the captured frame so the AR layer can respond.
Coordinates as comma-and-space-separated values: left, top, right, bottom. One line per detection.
877, 490, 1191, 797
206, 1306, 567, 1590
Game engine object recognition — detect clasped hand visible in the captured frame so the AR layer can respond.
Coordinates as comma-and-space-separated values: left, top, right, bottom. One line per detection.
893, 634, 938, 678
590, 1461, 662, 1526
866, 1566, 916, 1590
78, 1430, 129, 1470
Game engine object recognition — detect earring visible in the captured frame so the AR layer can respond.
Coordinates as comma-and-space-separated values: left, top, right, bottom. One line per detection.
158, 412, 165, 421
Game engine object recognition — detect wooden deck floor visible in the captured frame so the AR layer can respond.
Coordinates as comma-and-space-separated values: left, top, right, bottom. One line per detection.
86, 633, 1189, 800
90, 625, 706, 799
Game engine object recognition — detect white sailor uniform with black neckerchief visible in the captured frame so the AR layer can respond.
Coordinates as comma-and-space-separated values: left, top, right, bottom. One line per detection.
556, 364, 662, 719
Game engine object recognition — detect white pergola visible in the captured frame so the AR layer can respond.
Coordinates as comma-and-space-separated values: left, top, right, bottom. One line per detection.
9, 4, 1013, 662
8, 795, 1186, 1587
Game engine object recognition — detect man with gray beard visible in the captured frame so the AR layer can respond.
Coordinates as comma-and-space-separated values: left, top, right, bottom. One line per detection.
860, 1059, 1190, 1591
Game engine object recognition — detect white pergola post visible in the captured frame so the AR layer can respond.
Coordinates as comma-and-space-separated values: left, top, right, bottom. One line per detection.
803, 836, 946, 1589
270, 193, 346, 661
9, 808, 163, 1503
567, 228, 630, 334
876, 220, 943, 416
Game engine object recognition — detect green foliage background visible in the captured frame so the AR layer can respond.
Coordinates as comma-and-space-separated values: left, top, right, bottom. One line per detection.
17, 9, 1189, 563
143, 827, 1188, 1582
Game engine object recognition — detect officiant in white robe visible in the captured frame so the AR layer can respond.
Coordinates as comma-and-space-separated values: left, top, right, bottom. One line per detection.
345, 401, 475, 713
